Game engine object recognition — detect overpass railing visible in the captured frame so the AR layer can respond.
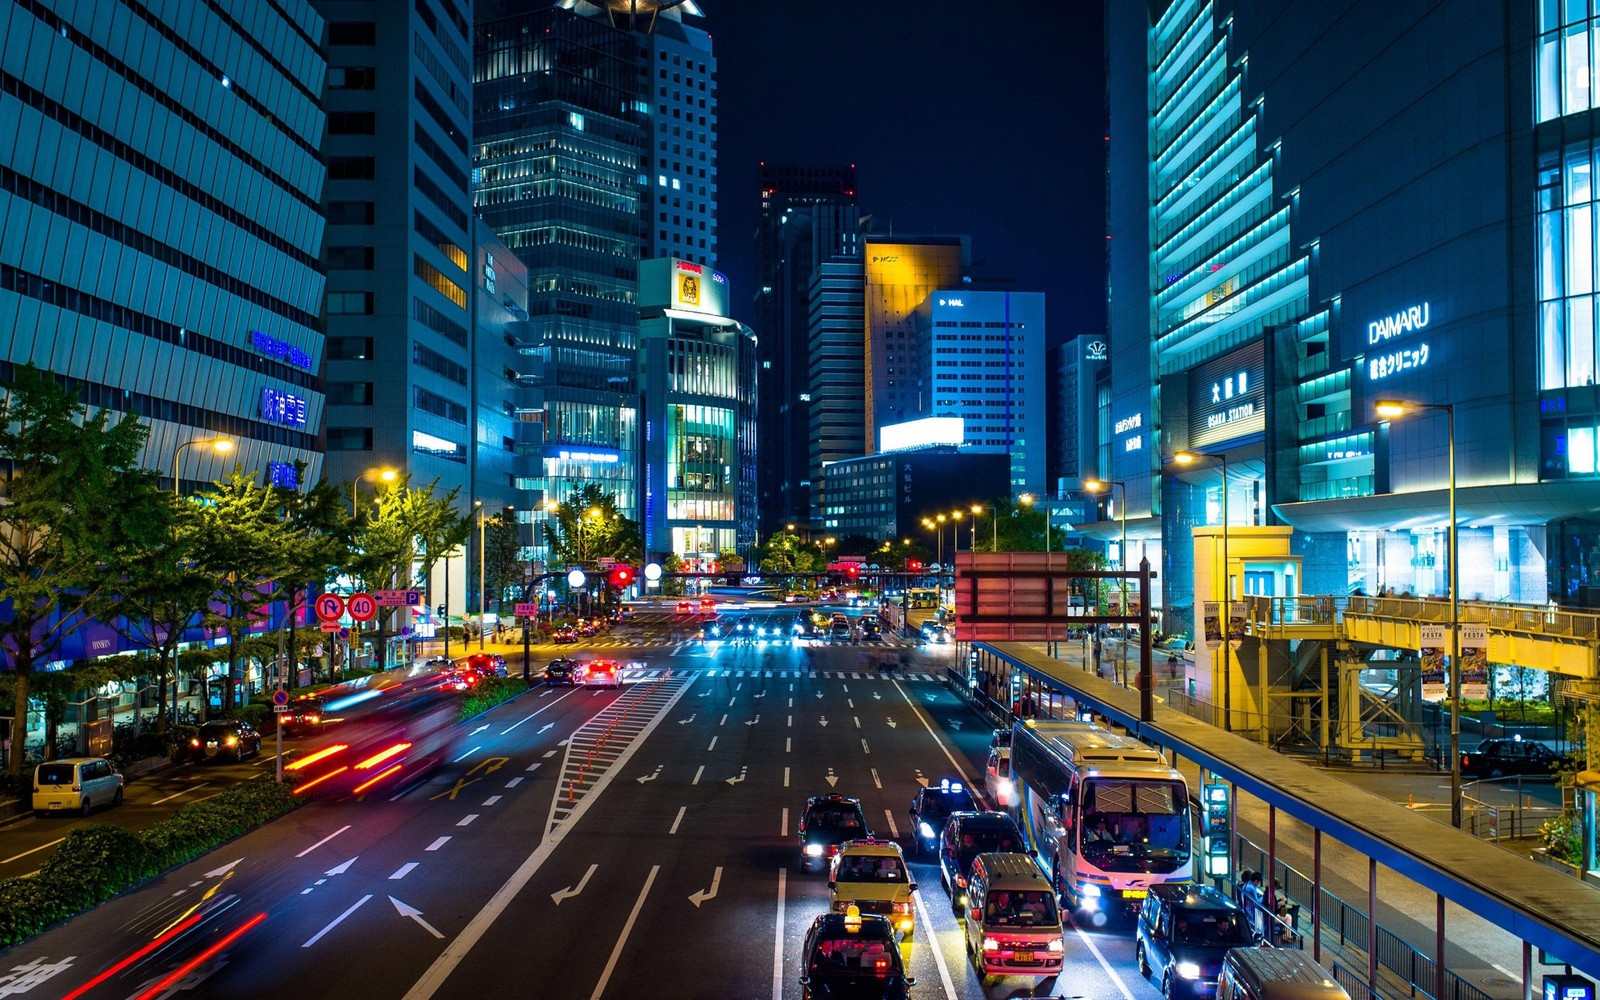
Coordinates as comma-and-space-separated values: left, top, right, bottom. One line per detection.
1244, 594, 1600, 642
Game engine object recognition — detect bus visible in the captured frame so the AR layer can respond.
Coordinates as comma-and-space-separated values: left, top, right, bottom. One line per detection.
1009, 720, 1193, 923
907, 588, 940, 609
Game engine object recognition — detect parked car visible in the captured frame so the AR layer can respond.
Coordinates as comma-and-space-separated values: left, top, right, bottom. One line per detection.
1136, 884, 1256, 999
189, 720, 263, 762
1460, 738, 1563, 779
33, 757, 123, 817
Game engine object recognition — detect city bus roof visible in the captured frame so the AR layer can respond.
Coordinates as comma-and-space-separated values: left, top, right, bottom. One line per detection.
1017, 720, 1175, 774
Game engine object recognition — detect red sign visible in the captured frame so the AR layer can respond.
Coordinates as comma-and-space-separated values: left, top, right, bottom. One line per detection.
314, 593, 346, 623
347, 592, 377, 622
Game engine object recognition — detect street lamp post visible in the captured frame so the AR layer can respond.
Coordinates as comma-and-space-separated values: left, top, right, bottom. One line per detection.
1173, 451, 1230, 730
1376, 399, 1461, 828
1085, 479, 1128, 685
172, 438, 234, 495
971, 504, 998, 551
352, 467, 398, 516
474, 503, 512, 650
1018, 494, 1067, 555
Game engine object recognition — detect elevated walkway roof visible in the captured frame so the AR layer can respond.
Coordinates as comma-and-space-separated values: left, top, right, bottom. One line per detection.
983, 640, 1600, 979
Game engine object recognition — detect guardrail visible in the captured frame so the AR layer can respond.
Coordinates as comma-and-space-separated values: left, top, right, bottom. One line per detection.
1244, 594, 1600, 642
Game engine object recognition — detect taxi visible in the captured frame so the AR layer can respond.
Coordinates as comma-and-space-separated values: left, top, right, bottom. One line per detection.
799, 906, 914, 1000
828, 838, 916, 937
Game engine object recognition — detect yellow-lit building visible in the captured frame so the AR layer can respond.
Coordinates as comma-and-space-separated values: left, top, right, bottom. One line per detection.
863, 236, 969, 444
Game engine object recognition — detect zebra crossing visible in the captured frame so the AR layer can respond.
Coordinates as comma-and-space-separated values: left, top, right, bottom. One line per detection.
622, 665, 942, 683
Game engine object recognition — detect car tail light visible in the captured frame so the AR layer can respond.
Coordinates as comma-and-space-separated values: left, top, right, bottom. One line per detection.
955, 874, 967, 888
191, 739, 201, 748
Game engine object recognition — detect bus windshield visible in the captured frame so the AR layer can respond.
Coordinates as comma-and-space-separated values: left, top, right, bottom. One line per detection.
1078, 778, 1189, 867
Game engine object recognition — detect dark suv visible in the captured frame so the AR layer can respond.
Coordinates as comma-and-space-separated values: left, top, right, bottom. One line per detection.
1461, 738, 1562, 779
907, 780, 977, 857
189, 720, 262, 762
1135, 884, 1256, 999
799, 794, 870, 873
937, 811, 1025, 913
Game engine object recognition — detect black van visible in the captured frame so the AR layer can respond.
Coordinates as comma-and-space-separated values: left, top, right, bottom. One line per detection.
1136, 884, 1257, 998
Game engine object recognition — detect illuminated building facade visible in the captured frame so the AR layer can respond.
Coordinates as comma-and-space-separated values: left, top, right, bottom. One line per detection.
753, 164, 860, 532
863, 235, 969, 445
821, 448, 1009, 543
637, 258, 756, 566
314, 0, 475, 494
807, 258, 866, 528
1107, 1, 1574, 615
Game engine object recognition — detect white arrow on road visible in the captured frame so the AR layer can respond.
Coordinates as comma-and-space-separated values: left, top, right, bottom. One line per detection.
726, 767, 747, 786
688, 866, 723, 908
469, 724, 490, 736
815, 690, 824, 699
325, 857, 357, 876
538, 722, 555, 735
745, 715, 760, 726
637, 765, 663, 784
886, 717, 897, 729
873, 692, 882, 701
206, 858, 244, 878
948, 720, 963, 731
389, 896, 445, 939
818, 716, 829, 727
754, 691, 766, 699
678, 714, 696, 725
825, 767, 838, 788
551, 863, 598, 905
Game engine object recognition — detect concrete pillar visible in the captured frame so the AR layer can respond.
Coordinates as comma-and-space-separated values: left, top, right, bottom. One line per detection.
1258, 641, 1270, 742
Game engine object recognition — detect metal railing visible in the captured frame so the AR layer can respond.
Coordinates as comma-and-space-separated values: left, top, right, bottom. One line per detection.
1334, 961, 1392, 1000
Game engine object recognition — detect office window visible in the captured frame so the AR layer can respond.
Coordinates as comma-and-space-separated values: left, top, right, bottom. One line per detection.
330, 112, 377, 135
328, 22, 377, 45
329, 156, 376, 179
328, 246, 375, 270
327, 337, 374, 360
327, 427, 374, 450
328, 201, 375, 225
327, 291, 374, 314
329, 66, 376, 89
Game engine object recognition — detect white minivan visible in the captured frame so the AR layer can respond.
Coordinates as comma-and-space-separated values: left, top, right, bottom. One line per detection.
33, 757, 124, 817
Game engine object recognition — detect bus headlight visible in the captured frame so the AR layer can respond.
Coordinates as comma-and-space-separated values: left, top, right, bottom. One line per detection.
804, 844, 824, 857
918, 821, 934, 839
1176, 962, 1202, 980
1081, 883, 1102, 898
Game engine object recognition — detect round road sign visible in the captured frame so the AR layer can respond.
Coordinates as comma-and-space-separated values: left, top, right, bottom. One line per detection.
347, 592, 378, 622
314, 593, 346, 623
272, 689, 289, 707
566, 569, 587, 589
338, 627, 350, 639
643, 562, 662, 582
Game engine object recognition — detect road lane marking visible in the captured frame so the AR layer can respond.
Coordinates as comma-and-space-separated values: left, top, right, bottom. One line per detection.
543, 750, 557, 758
525, 762, 541, 772
892, 678, 980, 798
780, 807, 788, 836
871, 768, 882, 789
882, 809, 898, 839
303, 893, 372, 948
787, 715, 792, 727
425, 837, 450, 851
151, 784, 210, 806
909, 887, 960, 998
295, 824, 353, 858
452, 746, 481, 763
847, 698, 854, 709
483, 795, 502, 806
785, 738, 791, 752
504, 777, 523, 788
670, 806, 686, 834
390, 863, 419, 880
457, 814, 479, 827
783, 766, 790, 787
771, 869, 787, 1000
401, 675, 696, 1000
861, 739, 870, 755
589, 866, 659, 999
692, 765, 704, 785
1, 838, 64, 865
1071, 919, 1139, 1000
501, 687, 579, 733
854, 716, 860, 728
707, 737, 717, 751
719, 713, 727, 726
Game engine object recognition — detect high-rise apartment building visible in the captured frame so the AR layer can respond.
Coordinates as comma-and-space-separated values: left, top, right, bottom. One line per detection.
0, 0, 327, 494
752, 164, 860, 531
807, 258, 866, 528
314, 0, 476, 497
914, 290, 1046, 496
863, 236, 969, 446
1106, 1, 1575, 617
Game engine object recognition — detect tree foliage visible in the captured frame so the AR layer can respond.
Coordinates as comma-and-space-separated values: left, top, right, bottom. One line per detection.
542, 484, 641, 566
482, 511, 521, 609
347, 477, 470, 666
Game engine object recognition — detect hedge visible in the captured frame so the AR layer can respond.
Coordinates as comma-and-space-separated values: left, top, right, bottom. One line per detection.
455, 677, 530, 722
0, 776, 300, 947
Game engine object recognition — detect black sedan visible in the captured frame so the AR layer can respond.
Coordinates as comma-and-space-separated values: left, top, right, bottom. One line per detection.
799, 910, 913, 1000
1461, 738, 1563, 779
188, 720, 262, 762
799, 793, 870, 873
907, 779, 977, 857
544, 657, 583, 685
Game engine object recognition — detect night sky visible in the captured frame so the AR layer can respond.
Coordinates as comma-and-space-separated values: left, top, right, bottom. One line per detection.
706, 1, 1108, 349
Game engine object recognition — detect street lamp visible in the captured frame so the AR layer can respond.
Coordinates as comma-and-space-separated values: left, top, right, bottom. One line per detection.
971, 504, 997, 551
172, 438, 233, 495
352, 467, 398, 516
949, 510, 963, 553
920, 518, 943, 568
1018, 494, 1070, 555
1085, 478, 1128, 684
1173, 450, 1230, 730
474, 503, 514, 650
1376, 398, 1461, 827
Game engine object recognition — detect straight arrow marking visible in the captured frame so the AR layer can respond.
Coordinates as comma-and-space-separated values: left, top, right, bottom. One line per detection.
390, 895, 445, 939
205, 858, 244, 878
688, 866, 723, 907
325, 857, 357, 877
551, 863, 598, 905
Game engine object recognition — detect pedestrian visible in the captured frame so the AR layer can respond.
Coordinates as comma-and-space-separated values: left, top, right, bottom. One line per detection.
1167, 652, 1180, 679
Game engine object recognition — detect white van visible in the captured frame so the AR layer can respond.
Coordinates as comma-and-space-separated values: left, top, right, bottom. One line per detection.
33, 757, 124, 816
1217, 947, 1351, 1000
962, 852, 1064, 983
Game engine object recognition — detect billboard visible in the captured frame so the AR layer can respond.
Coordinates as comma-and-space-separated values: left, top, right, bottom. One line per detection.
881, 417, 963, 453
1188, 340, 1266, 449
638, 258, 730, 317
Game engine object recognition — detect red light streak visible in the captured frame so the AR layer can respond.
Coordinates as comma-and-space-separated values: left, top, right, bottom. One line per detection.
354, 742, 412, 770
351, 763, 403, 794
134, 912, 267, 1000
285, 743, 349, 771
60, 913, 203, 1000
292, 766, 348, 794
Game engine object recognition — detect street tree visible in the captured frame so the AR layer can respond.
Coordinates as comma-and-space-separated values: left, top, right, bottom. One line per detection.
482, 511, 521, 615
542, 484, 641, 566
0, 365, 169, 774
347, 479, 470, 667
272, 468, 350, 690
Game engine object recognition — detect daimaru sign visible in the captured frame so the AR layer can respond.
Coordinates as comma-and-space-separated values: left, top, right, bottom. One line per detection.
1368, 302, 1430, 344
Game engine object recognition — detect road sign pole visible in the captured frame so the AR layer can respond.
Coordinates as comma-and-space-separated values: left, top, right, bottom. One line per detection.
522, 582, 532, 682
275, 626, 285, 784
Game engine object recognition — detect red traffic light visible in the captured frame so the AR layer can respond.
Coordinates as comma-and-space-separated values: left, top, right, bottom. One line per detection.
846, 564, 859, 578
607, 566, 634, 588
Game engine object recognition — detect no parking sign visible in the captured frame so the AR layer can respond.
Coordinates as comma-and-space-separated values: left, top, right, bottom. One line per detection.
314, 593, 346, 623
347, 592, 377, 622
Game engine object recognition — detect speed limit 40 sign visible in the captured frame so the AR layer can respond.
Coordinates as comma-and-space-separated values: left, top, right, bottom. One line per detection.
314, 593, 346, 623
347, 592, 377, 622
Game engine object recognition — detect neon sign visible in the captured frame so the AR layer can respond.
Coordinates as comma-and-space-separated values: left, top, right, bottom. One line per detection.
1367, 343, 1431, 381
251, 331, 313, 369
260, 387, 307, 427
1367, 302, 1431, 344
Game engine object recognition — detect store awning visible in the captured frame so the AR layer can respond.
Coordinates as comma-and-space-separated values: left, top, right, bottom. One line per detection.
1271, 481, 1600, 534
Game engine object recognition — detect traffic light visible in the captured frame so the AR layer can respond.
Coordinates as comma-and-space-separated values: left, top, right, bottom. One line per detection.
846, 564, 860, 581
608, 565, 635, 590
436, 603, 446, 617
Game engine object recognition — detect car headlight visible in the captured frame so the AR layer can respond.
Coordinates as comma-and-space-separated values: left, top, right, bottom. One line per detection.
1081, 882, 1102, 898
982, 937, 999, 952
1047, 940, 1064, 953
918, 821, 935, 839
804, 844, 824, 857
1176, 962, 1202, 980
225, 737, 238, 746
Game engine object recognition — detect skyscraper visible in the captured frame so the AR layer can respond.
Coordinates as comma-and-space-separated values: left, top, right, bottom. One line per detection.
807, 258, 865, 529
0, 0, 327, 494
314, 0, 477, 497
862, 235, 969, 446
752, 164, 860, 532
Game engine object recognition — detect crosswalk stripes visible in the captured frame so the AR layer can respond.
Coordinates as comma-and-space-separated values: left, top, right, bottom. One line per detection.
622, 667, 939, 682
